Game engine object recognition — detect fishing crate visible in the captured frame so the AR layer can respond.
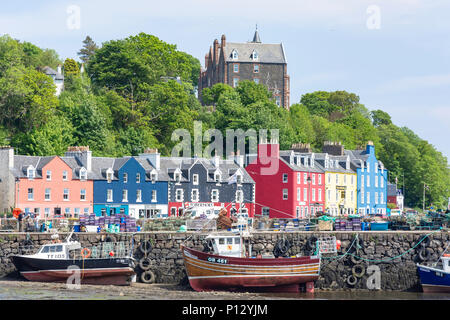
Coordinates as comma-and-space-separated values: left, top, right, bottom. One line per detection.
318, 220, 333, 231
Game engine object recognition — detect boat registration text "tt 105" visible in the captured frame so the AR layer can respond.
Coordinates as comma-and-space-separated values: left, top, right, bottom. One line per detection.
207, 257, 228, 264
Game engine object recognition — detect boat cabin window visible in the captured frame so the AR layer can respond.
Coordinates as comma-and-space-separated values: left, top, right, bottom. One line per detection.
42, 245, 63, 253
234, 238, 240, 244
227, 238, 233, 245
219, 238, 225, 245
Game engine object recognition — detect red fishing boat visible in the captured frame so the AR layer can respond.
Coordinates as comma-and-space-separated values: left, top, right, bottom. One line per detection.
181, 222, 321, 293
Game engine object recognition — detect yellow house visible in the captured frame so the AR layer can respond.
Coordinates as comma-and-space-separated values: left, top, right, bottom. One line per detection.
320, 153, 357, 216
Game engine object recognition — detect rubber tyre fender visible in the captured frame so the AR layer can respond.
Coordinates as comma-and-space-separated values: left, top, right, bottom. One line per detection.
418, 247, 431, 262
420, 236, 431, 247
350, 249, 362, 264
307, 236, 318, 250
352, 264, 366, 278
129, 258, 137, 270
347, 274, 358, 286
104, 235, 116, 243
140, 270, 156, 284
139, 257, 152, 271
139, 240, 152, 254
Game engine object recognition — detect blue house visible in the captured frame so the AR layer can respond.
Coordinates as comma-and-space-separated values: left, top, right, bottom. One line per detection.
346, 142, 388, 215
92, 150, 168, 218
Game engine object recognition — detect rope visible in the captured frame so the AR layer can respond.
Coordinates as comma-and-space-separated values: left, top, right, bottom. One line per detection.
322, 229, 442, 263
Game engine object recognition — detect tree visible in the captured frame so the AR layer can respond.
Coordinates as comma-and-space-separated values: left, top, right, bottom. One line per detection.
371, 109, 392, 127
63, 58, 79, 77
78, 36, 98, 64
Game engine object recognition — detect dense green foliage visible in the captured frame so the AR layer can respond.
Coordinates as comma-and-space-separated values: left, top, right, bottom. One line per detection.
0, 33, 447, 209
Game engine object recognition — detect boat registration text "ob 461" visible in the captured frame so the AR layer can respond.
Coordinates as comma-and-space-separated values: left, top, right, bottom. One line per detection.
207, 257, 228, 264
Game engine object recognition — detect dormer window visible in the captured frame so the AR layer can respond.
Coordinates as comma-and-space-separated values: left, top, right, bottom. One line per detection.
174, 172, 181, 183
80, 167, 87, 181
215, 173, 221, 183
27, 166, 35, 179
136, 173, 141, 183
236, 173, 243, 184
62, 170, 68, 181
251, 50, 258, 60
231, 49, 238, 60
106, 168, 113, 183
150, 170, 157, 182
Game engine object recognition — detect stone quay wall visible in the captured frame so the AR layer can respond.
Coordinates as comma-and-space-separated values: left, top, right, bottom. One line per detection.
0, 231, 447, 291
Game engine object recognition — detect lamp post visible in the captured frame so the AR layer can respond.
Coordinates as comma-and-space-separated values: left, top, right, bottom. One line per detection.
423, 183, 429, 213
307, 176, 311, 222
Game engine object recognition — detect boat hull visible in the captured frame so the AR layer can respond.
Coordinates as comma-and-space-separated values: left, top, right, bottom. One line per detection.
417, 264, 450, 293
11, 255, 135, 286
181, 245, 320, 292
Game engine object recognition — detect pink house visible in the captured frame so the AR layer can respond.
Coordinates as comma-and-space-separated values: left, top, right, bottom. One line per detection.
13, 154, 93, 218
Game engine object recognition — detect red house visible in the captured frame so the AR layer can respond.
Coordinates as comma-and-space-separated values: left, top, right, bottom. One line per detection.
246, 141, 325, 219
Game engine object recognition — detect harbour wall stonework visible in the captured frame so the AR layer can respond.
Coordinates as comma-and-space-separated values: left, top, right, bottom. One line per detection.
0, 231, 447, 291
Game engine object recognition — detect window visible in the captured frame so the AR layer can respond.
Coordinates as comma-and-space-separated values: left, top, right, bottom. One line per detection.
367, 192, 370, 204
232, 50, 238, 59
253, 78, 260, 84
215, 173, 221, 183
297, 173, 301, 184
176, 189, 183, 202
34, 208, 40, 216
312, 174, 316, 185
262, 207, 270, 217
193, 174, 199, 185
74, 208, 80, 218
46, 170, 51, 181
152, 190, 157, 202
304, 173, 307, 184
236, 173, 243, 184
107, 189, 113, 202
106, 169, 113, 183
191, 189, 199, 202
296, 207, 300, 218
211, 189, 219, 202
253, 65, 259, 73
282, 189, 288, 200
251, 50, 258, 60
27, 166, 35, 179
367, 176, 370, 187
63, 188, 69, 200
45, 188, 51, 201
64, 208, 71, 218
375, 176, 378, 187
375, 192, 378, 204
122, 189, 128, 202
328, 173, 331, 184
318, 175, 322, 185
351, 175, 354, 185
174, 172, 181, 183
380, 192, 384, 204
63, 170, 68, 181
380, 176, 384, 188
336, 174, 339, 184
136, 173, 140, 183
318, 190, 322, 201
304, 188, 308, 202
361, 175, 364, 188
136, 189, 142, 202
233, 77, 239, 88
45, 208, 50, 217
123, 173, 128, 183
236, 190, 243, 203
344, 175, 347, 184
151, 172, 157, 182
282, 173, 288, 183
327, 189, 331, 201
297, 188, 300, 201
233, 64, 239, 73
351, 191, 354, 202
80, 168, 87, 181
312, 188, 316, 201
101, 208, 107, 216
275, 96, 281, 106
80, 189, 86, 201
84, 208, 89, 215
361, 191, 365, 203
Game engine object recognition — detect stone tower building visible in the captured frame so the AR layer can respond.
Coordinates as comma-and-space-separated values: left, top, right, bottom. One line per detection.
198, 29, 290, 109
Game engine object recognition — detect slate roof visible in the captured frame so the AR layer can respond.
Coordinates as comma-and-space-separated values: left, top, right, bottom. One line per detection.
281, 150, 356, 174
42, 66, 64, 80
224, 42, 286, 64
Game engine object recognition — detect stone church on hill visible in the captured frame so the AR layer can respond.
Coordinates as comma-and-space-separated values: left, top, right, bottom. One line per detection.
198, 29, 290, 109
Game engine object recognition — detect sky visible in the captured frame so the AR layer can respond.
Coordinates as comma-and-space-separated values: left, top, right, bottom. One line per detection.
1, 0, 449, 160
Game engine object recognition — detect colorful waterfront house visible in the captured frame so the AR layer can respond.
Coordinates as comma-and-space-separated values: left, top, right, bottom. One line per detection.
387, 182, 404, 212
245, 140, 325, 219
287, 142, 356, 217
165, 154, 255, 218
0, 146, 94, 218
91, 149, 168, 218
346, 141, 388, 215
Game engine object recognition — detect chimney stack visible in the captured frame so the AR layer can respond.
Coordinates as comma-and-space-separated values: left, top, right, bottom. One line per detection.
65, 146, 92, 171
140, 148, 160, 170
322, 141, 344, 156
291, 142, 312, 153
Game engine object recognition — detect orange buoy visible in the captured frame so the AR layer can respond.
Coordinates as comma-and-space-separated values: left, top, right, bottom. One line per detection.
336, 240, 341, 251
109, 251, 115, 257
81, 248, 91, 259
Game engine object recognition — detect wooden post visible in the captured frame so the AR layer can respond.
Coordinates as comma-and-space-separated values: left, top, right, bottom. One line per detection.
306, 281, 315, 293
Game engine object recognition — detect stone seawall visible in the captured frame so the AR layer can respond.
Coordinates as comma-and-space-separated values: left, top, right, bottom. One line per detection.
0, 231, 447, 291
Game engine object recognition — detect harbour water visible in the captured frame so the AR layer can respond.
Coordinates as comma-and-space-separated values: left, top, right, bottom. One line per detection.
1, 279, 449, 300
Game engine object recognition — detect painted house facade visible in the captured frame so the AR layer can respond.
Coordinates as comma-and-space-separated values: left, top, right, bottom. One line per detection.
91, 150, 168, 218
165, 155, 255, 218
346, 142, 388, 215
245, 141, 325, 219
0, 146, 94, 218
